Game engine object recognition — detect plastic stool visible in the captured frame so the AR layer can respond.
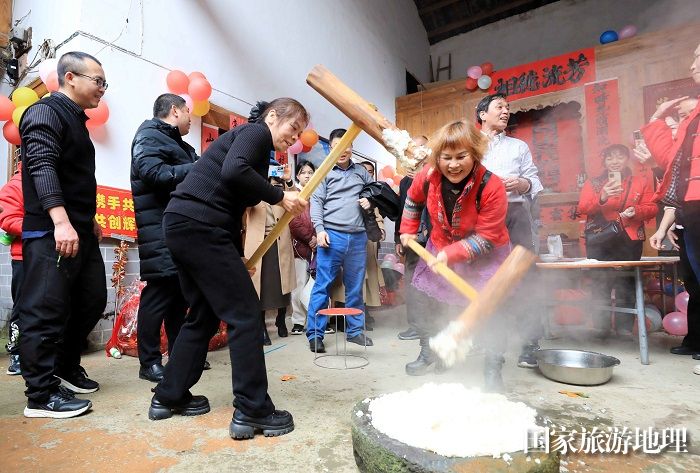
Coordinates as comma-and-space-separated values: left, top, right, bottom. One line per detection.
313, 307, 369, 369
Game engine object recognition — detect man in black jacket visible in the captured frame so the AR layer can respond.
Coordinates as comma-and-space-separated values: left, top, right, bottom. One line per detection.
131, 94, 198, 382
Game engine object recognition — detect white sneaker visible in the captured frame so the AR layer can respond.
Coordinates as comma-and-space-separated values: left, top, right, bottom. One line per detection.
693, 365, 700, 375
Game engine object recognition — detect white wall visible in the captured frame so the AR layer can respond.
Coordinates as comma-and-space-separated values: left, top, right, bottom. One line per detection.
2, 0, 429, 189
430, 0, 700, 79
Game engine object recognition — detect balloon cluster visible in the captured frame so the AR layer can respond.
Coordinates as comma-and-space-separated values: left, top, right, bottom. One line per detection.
380, 164, 401, 192
464, 62, 495, 92
166, 70, 213, 117
287, 125, 320, 154
599, 24, 637, 44
0, 87, 40, 145
381, 253, 404, 275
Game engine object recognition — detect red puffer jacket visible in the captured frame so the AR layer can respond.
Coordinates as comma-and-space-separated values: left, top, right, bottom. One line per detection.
577, 171, 657, 241
400, 163, 509, 263
641, 99, 700, 203
289, 206, 315, 262
0, 168, 24, 260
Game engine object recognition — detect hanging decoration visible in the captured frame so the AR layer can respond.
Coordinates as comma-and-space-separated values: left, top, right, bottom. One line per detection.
166, 69, 213, 117
464, 61, 496, 93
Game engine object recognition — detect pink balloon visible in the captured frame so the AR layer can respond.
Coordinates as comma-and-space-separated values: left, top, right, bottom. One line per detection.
38, 58, 58, 84
179, 94, 193, 113
288, 140, 304, 154
675, 291, 689, 314
467, 66, 483, 80
663, 311, 688, 336
618, 24, 637, 39
383, 253, 398, 264
45, 71, 60, 92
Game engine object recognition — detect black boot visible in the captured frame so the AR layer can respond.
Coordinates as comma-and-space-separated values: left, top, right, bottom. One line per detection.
405, 339, 436, 376
484, 354, 505, 393
262, 312, 271, 346
276, 310, 288, 338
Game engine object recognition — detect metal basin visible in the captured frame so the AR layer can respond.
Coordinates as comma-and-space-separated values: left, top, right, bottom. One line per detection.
534, 349, 620, 386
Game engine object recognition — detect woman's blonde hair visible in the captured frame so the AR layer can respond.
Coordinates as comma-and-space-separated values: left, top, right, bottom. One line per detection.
428, 120, 487, 167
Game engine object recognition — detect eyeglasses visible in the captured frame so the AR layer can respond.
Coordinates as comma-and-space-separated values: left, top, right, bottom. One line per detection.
71, 72, 108, 90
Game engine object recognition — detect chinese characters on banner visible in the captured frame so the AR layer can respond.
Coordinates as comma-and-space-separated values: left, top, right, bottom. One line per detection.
95, 185, 136, 240
201, 123, 219, 154
229, 112, 247, 130
584, 79, 621, 177
490, 48, 596, 101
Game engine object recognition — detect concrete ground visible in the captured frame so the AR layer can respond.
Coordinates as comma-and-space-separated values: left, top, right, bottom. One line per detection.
1, 306, 700, 473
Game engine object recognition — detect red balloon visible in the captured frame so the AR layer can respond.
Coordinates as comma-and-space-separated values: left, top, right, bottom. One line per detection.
0, 95, 15, 121
188, 71, 206, 82
45, 70, 60, 92
465, 77, 478, 91
480, 62, 494, 76
301, 144, 312, 153
381, 166, 394, 179
675, 291, 689, 314
299, 129, 319, 147
663, 311, 688, 336
3, 121, 21, 145
166, 70, 189, 94
85, 100, 109, 126
188, 78, 212, 101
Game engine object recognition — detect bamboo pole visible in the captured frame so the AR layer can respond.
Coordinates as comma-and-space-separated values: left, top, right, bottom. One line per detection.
406, 239, 478, 301
245, 123, 362, 269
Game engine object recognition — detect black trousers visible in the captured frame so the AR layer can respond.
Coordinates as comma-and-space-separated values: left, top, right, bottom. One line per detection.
136, 275, 187, 367
5, 260, 24, 355
18, 234, 106, 402
586, 233, 643, 331
677, 228, 700, 349
506, 202, 535, 252
155, 214, 274, 417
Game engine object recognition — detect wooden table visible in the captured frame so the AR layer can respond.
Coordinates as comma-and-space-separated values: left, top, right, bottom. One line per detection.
536, 256, 680, 365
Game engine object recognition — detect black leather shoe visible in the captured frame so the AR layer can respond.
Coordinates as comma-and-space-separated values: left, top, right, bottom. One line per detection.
670, 345, 699, 355
398, 327, 419, 340
263, 328, 272, 346
347, 333, 373, 346
692, 353, 700, 360
309, 338, 325, 353
139, 363, 165, 383
148, 394, 210, 420
230, 409, 294, 439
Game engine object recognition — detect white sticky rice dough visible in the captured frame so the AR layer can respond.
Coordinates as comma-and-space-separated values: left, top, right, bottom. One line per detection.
369, 383, 538, 458
382, 128, 431, 171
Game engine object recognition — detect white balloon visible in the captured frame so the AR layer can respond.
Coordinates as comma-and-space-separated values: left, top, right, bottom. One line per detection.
38, 58, 59, 84
477, 75, 492, 90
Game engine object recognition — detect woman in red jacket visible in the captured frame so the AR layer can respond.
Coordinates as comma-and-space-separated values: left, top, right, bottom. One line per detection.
289, 161, 316, 334
400, 120, 510, 391
578, 144, 656, 334
0, 165, 24, 375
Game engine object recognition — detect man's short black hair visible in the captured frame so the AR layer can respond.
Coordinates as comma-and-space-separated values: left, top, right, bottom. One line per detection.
475, 93, 508, 124
153, 93, 187, 118
57, 51, 102, 87
601, 143, 630, 160
329, 128, 346, 142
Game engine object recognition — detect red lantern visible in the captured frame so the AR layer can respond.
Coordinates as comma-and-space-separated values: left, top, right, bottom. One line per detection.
3, 121, 21, 145
85, 100, 109, 127
480, 62, 494, 76
465, 77, 478, 91
188, 78, 212, 101
0, 96, 15, 121
166, 70, 189, 94
299, 129, 319, 147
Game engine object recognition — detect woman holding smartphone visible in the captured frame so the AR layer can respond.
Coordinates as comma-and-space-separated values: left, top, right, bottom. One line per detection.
577, 144, 656, 335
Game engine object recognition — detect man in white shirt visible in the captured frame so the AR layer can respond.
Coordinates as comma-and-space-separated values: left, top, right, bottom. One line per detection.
477, 93, 543, 251
476, 93, 544, 369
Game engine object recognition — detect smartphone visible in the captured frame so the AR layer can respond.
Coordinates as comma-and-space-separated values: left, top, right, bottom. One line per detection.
608, 171, 622, 186
633, 130, 645, 148
268, 165, 285, 178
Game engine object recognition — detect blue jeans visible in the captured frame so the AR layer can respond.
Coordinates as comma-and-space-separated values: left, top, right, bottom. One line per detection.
306, 229, 367, 340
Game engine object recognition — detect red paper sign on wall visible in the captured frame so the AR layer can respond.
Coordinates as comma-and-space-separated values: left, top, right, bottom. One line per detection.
490, 48, 596, 101
584, 79, 621, 177
95, 185, 137, 240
